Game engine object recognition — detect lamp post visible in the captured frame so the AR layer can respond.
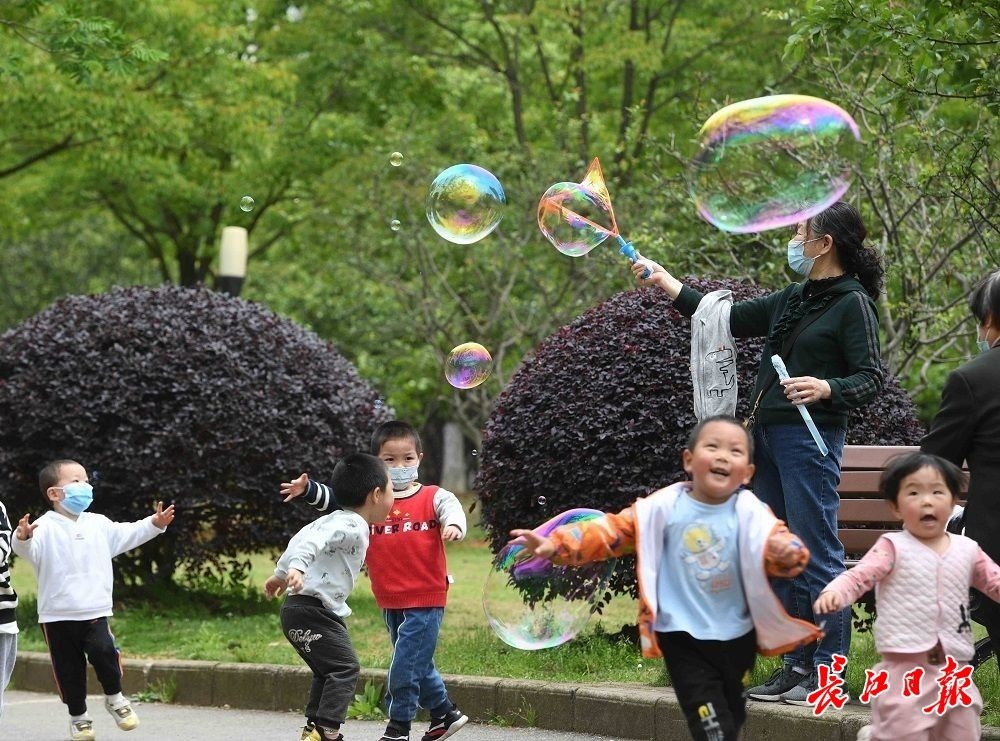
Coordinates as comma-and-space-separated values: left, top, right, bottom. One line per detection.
217, 226, 248, 297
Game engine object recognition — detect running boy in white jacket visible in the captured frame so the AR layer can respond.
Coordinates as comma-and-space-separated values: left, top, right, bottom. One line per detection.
13, 459, 174, 741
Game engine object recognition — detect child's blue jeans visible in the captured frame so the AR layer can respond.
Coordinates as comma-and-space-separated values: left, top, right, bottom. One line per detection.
383, 607, 452, 722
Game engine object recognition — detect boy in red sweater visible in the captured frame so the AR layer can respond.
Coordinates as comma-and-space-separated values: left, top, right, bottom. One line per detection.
281, 421, 468, 741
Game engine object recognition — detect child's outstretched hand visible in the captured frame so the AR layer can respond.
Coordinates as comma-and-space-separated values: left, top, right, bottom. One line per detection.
263, 575, 287, 600
509, 529, 555, 560
281, 473, 309, 503
15, 513, 37, 541
765, 527, 809, 577
814, 591, 843, 614
441, 524, 462, 542
286, 568, 305, 593
152, 501, 175, 529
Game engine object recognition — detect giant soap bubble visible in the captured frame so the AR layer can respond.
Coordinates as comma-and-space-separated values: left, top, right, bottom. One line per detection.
537, 182, 615, 257
483, 508, 617, 650
690, 94, 861, 233
426, 164, 506, 244
537, 158, 618, 257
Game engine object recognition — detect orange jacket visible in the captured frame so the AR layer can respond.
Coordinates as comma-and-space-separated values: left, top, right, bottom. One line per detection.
547, 482, 822, 658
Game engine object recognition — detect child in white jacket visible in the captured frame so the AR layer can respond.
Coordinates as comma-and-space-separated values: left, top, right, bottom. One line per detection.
512, 416, 819, 741
13, 459, 174, 741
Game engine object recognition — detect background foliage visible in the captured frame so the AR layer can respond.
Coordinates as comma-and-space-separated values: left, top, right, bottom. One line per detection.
0, 285, 391, 584
0, 0, 995, 485
475, 277, 925, 598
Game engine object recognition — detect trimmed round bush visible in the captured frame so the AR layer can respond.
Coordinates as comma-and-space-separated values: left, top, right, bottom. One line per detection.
0, 285, 392, 585
475, 278, 924, 599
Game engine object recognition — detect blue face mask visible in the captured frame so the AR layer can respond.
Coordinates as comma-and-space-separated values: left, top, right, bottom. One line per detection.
389, 465, 419, 491
59, 482, 94, 515
786, 236, 824, 277
977, 327, 995, 354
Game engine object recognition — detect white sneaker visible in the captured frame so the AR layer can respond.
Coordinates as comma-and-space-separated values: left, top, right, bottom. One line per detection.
70, 719, 96, 741
104, 697, 140, 730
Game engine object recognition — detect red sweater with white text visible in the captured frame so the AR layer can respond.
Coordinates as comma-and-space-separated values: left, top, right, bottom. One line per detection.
366, 485, 458, 609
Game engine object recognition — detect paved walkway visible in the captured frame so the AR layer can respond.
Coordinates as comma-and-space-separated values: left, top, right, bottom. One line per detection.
3, 690, 615, 741
10, 652, 1000, 740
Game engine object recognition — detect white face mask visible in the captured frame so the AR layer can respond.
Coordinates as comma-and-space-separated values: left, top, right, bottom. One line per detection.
389, 465, 419, 491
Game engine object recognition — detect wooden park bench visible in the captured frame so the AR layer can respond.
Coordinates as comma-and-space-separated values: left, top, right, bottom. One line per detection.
836, 444, 993, 667
838, 444, 932, 565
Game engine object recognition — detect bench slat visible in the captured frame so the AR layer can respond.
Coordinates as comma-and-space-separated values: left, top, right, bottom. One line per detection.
838, 471, 887, 494
838, 499, 898, 522
839, 528, 894, 552
840, 445, 919, 469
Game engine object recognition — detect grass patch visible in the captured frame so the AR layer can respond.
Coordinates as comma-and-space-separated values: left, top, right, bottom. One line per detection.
11, 530, 999, 726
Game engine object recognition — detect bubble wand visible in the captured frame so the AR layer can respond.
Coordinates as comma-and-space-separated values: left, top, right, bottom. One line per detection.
770, 354, 829, 456
537, 157, 650, 278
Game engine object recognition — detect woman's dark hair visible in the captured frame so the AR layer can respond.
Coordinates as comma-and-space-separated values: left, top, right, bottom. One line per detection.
968, 269, 1000, 325
879, 452, 965, 504
808, 201, 885, 299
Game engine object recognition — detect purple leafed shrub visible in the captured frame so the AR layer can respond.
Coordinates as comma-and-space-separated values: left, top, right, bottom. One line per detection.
0, 285, 391, 586
475, 278, 924, 601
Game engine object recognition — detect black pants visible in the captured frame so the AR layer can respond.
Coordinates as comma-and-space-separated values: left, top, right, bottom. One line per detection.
973, 590, 1000, 663
281, 595, 360, 729
657, 629, 757, 741
42, 618, 123, 716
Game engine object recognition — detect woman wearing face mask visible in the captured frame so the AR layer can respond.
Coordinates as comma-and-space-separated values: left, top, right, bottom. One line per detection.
631, 200, 885, 704
922, 269, 1000, 667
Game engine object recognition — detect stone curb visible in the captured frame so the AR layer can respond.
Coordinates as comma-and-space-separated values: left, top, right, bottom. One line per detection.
11, 652, 1000, 740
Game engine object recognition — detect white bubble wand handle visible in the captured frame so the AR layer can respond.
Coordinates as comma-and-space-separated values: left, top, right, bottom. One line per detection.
770, 354, 829, 457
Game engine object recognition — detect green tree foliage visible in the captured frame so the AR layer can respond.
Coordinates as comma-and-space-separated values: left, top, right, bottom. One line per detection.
0, 285, 392, 585
783, 0, 998, 415
1, 0, 991, 441
0, 0, 166, 179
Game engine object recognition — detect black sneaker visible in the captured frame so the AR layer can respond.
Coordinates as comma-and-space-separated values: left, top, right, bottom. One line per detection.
745, 665, 806, 701
972, 636, 995, 670
379, 732, 409, 741
780, 670, 820, 706
420, 707, 469, 741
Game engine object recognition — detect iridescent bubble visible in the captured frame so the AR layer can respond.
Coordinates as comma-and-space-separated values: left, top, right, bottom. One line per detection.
390, 219, 401, 231
426, 164, 506, 244
483, 508, 617, 650
374, 399, 383, 409
445, 342, 492, 389
240, 195, 255, 212
537, 182, 615, 257
537, 496, 547, 506
389, 151, 404, 167
690, 95, 861, 233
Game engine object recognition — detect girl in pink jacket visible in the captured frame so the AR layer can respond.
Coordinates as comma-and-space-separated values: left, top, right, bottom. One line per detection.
815, 452, 1000, 741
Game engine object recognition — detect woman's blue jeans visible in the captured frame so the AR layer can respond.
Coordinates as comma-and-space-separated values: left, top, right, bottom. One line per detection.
383, 607, 450, 722
752, 423, 850, 673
